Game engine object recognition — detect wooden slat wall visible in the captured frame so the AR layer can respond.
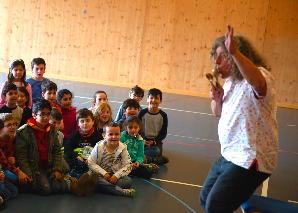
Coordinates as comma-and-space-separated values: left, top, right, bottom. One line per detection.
0, 0, 297, 108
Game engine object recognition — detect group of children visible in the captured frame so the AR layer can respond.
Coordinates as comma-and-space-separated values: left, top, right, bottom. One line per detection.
0, 58, 169, 209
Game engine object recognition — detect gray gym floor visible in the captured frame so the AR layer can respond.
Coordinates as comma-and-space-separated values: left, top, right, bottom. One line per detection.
1, 76, 297, 213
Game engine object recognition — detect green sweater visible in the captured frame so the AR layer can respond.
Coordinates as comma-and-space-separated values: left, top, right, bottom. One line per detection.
120, 131, 144, 164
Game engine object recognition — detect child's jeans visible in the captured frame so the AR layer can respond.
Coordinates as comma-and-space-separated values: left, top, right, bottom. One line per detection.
0, 181, 18, 201
144, 145, 160, 162
69, 159, 89, 179
96, 175, 132, 196
4, 170, 18, 182
20, 165, 68, 195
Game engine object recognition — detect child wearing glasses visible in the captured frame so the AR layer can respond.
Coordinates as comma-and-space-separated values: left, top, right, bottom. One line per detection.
15, 99, 93, 196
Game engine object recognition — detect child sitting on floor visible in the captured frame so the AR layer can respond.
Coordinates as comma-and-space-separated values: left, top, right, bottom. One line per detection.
57, 89, 77, 141
0, 114, 20, 209
64, 108, 101, 179
138, 88, 169, 165
120, 116, 158, 179
88, 122, 135, 197
17, 87, 32, 125
15, 99, 94, 196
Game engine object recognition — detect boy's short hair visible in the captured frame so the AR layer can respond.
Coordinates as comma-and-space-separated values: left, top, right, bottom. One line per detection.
123, 115, 143, 131
148, 88, 162, 101
2, 83, 17, 96
57, 89, 73, 104
130, 85, 144, 98
41, 80, 57, 93
76, 108, 94, 122
122, 99, 140, 110
32, 98, 52, 114
50, 108, 62, 121
31, 57, 46, 69
0, 113, 14, 129
103, 122, 120, 134
17, 87, 30, 107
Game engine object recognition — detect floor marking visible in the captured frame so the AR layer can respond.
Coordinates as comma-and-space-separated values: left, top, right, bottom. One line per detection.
143, 179, 196, 213
261, 178, 269, 197
287, 124, 296, 127
288, 200, 298, 204
160, 107, 213, 116
151, 178, 202, 188
167, 134, 218, 143
74, 95, 213, 115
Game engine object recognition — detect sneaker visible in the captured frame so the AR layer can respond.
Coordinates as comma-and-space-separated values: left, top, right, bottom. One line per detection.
144, 163, 159, 173
68, 176, 81, 196
70, 173, 93, 196
151, 156, 169, 165
77, 173, 97, 196
121, 188, 136, 198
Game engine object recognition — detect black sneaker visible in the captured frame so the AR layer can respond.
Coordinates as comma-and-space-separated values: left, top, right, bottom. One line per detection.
151, 156, 169, 165
143, 163, 159, 173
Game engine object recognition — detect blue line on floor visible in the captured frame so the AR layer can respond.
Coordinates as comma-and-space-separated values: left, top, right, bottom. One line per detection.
143, 179, 196, 213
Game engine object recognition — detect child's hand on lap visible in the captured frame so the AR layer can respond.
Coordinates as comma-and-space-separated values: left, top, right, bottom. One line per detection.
145, 140, 154, 147
103, 173, 111, 181
133, 162, 140, 168
109, 175, 118, 184
18, 170, 31, 183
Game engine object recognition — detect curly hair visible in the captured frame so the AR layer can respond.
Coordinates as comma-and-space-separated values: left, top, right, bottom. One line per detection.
211, 35, 268, 80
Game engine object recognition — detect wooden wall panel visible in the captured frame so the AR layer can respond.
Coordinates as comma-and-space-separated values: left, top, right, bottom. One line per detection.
0, 0, 297, 107
263, 0, 298, 107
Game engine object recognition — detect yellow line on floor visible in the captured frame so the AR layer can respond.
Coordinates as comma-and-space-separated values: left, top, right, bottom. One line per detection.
151, 178, 202, 188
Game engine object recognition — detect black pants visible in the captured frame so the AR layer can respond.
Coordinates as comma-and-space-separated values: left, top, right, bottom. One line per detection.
199, 156, 270, 213
130, 164, 152, 179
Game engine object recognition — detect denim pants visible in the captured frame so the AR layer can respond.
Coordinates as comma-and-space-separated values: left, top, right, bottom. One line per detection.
199, 156, 270, 213
69, 159, 89, 179
4, 170, 18, 182
144, 145, 160, 160
0, 181, 18, 201
96, 175, 132, 196
20, 165, 68, 195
